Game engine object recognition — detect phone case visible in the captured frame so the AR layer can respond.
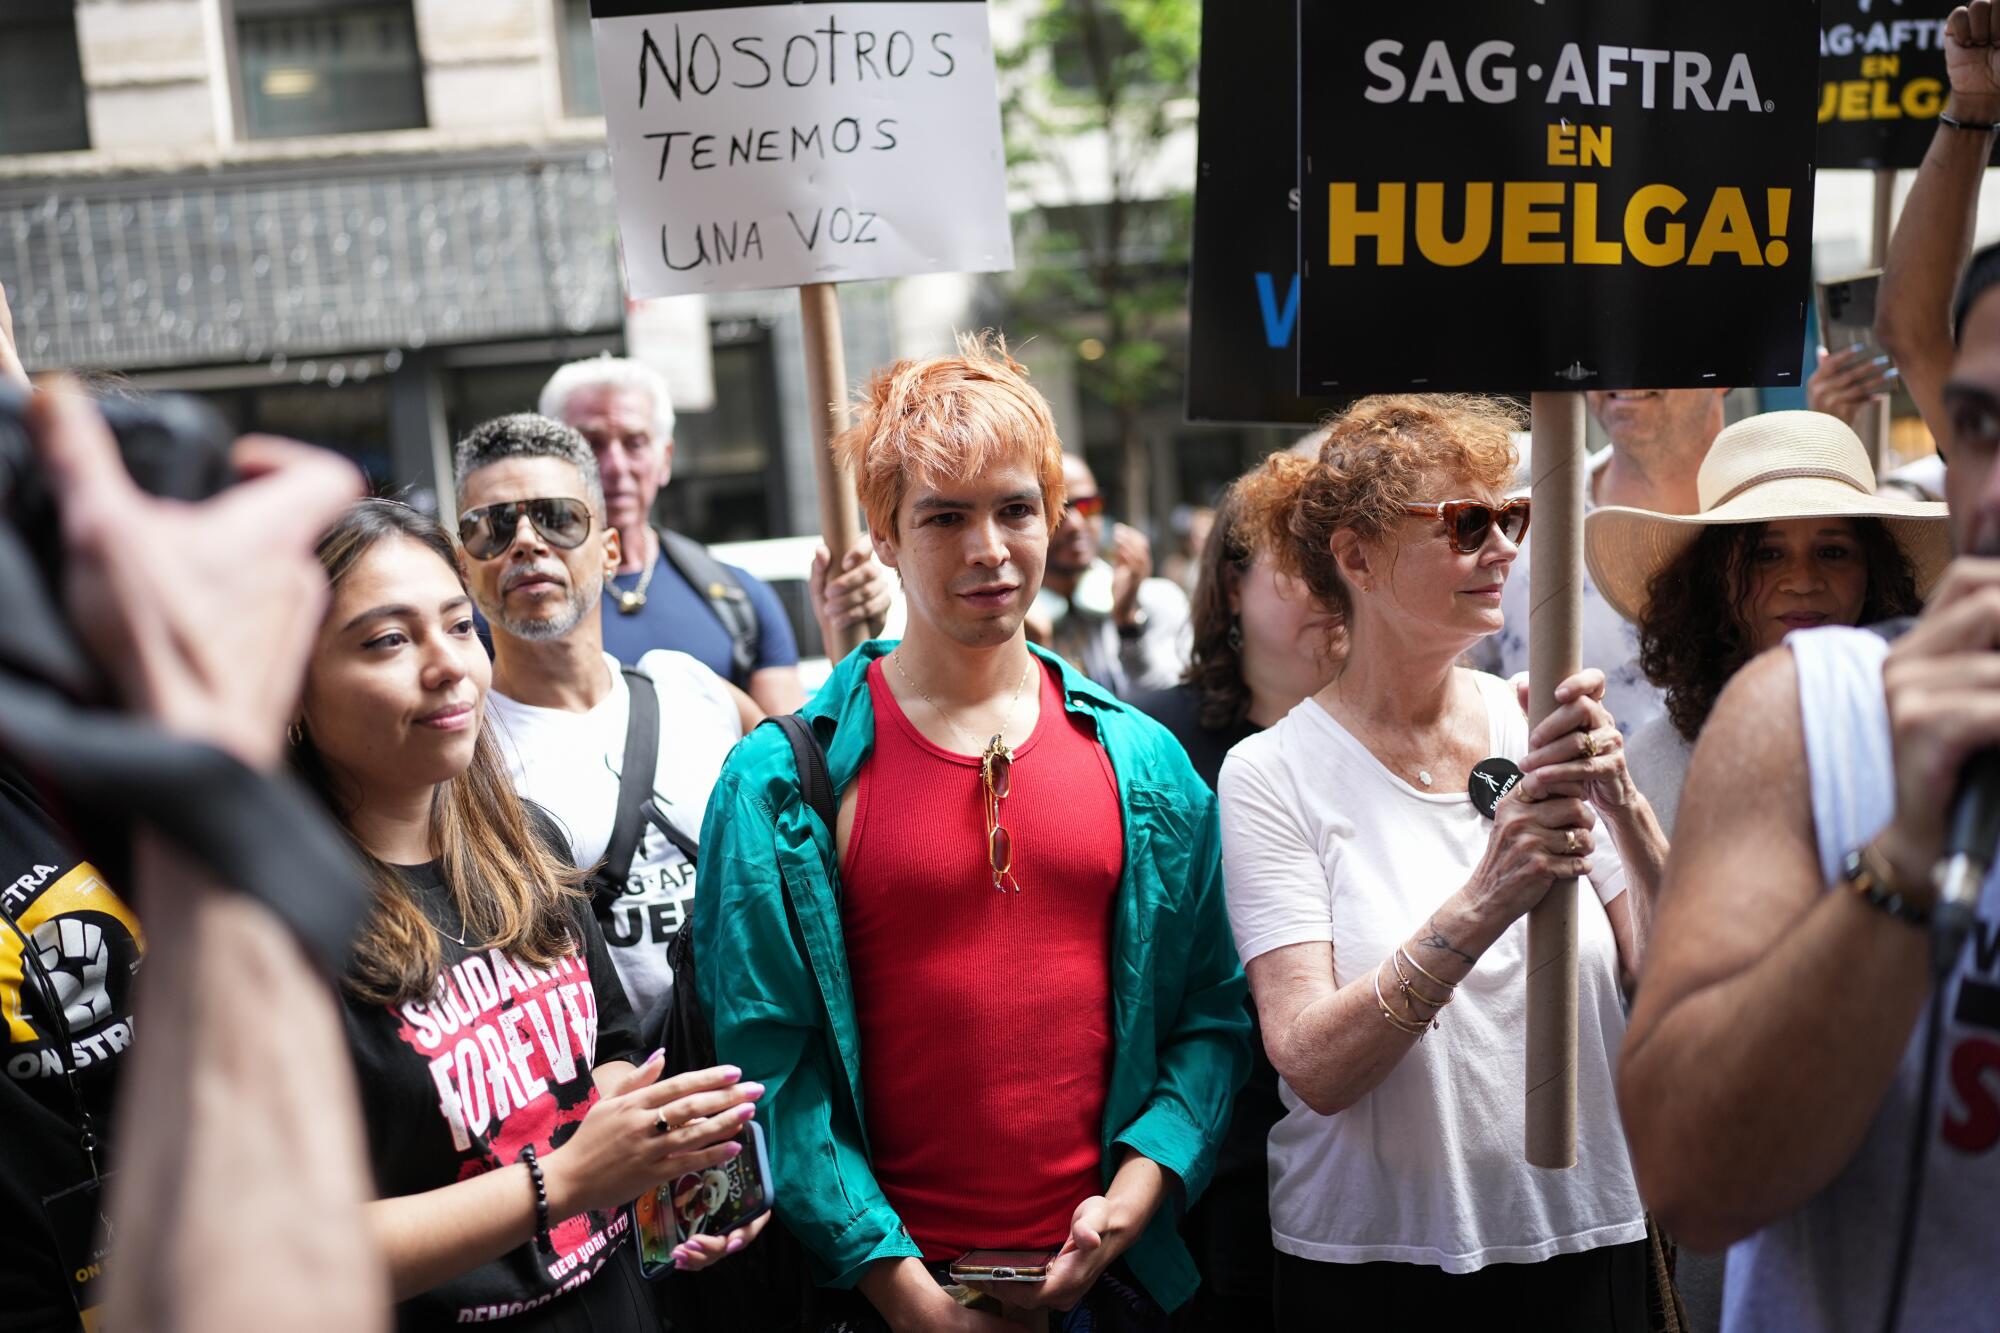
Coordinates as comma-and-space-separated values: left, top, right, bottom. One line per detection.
945, 1249, 1059, 1283
635, 1120, 774, 1278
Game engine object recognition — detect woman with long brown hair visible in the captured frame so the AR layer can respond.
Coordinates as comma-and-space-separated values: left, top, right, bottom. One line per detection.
1132, 454, 1340, 1332
290, 499, 758, 1330
1135, 453, 1343, 789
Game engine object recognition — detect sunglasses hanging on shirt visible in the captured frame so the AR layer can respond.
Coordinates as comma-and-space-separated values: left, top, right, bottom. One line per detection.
982, 737, 1020, 894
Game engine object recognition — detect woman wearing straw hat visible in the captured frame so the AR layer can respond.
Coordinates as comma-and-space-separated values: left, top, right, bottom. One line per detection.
1586, 411, 1948, 837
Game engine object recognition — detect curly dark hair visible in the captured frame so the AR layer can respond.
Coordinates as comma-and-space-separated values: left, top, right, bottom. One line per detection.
1638, 517, 1922, 743
1183, 478, 1258, 731
1185, 452, 1348, 730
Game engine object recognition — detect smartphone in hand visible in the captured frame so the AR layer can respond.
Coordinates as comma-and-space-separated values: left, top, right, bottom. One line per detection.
635, 1120, 773, 1278
946, 1248, 1061, 1283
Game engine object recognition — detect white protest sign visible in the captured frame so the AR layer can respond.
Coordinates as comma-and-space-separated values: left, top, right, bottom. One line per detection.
590, 1, 1015, 298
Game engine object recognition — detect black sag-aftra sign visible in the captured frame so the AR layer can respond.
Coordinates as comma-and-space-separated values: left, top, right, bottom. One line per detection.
1817, 0, 1991, 170
1297, 0, 1819, 395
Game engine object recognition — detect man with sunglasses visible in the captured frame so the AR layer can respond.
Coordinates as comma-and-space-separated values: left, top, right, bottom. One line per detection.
539, 356, 893, 712
692, 338, 1250, 1331
1035, 454, 1192, 699
453, 413, 744, 1026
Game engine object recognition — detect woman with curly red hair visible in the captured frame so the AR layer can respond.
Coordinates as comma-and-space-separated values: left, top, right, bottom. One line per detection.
1219, 395, 1668, 1327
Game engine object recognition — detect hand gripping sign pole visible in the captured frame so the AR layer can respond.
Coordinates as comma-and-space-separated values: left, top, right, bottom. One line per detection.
798, 282, 866, 661
1525, 391, 1586, 1169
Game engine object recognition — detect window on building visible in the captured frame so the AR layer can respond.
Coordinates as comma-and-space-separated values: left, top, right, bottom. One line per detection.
654, 324, 788, 546
559, 0, 603, 117
195, 379, 395, 485
236, 0, 427, 140
0, 1, 90, 155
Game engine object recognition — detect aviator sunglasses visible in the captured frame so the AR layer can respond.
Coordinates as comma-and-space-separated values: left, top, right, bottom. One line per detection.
1400, 498, 1531, 555
457, 497, 594, 560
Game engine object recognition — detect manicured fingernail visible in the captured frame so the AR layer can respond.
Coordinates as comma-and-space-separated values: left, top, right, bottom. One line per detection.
720, 1066, 741, 1080
740, 1082, 766, 1099
724, 1140, 745, 1157
1872, 353, 1893, 367
1883, 367, 1901, 379
735, 1103, 758, 1121
647, 1048, 665, 1065
727, 1236, 745, 1254
1848, 343, 1867, 354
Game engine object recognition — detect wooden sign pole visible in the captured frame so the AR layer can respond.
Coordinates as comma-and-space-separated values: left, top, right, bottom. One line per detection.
1863, 167, 1897, 474
1525, 389, 1585, 1169
797, 281, 868, 661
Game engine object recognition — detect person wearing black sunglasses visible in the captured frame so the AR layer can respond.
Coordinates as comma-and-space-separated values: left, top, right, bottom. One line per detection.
1036, 454, 1192, 699
1219, 394, 1668, 1330
453, 416, 755, 1075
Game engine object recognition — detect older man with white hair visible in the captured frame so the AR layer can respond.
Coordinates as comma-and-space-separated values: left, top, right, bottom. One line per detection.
540, 355, 891, 713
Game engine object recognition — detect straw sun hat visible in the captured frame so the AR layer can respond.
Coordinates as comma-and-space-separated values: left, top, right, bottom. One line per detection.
1585, 410, 1951, 625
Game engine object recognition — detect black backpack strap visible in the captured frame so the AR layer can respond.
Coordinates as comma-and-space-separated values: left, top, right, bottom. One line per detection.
597, 666, 662, 909
657, 526, 761, 686
768, 713, 837, 835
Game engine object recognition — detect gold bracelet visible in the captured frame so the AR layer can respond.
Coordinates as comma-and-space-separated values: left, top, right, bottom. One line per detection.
1373, 962, 1434, 1036
1391, 950, 1453, 1011
1398, 946, 1458, 993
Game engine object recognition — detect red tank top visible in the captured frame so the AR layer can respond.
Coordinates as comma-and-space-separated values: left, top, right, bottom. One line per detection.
841, 657, 1122, 1259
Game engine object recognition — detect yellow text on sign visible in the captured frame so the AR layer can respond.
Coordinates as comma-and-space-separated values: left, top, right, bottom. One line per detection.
1546, 123, 1612, 167
1328, 182, 1793, 268
1818, 77, 1944, 122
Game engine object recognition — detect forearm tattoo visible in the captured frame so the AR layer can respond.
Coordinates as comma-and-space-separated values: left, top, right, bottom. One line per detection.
1418, 915, 1476, 967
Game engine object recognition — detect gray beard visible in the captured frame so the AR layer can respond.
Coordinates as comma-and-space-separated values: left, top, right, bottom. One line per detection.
493, 570, 600, 642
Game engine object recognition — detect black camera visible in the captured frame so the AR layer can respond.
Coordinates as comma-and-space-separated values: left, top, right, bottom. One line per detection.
0, 382, 236, 699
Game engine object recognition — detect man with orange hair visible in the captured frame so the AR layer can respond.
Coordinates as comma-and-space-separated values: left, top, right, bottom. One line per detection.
692, 336, 1250, 1330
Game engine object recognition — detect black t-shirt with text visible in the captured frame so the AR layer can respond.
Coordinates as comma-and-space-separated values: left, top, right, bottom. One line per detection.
0, 770, 143, 1332
341, 831, 643, 1330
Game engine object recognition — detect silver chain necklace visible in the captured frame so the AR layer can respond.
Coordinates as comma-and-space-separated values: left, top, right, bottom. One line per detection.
613, 544, 659, 614
890, 649, 1033, 756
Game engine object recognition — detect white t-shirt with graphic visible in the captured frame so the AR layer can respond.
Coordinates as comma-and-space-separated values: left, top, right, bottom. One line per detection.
1218, 670, 1645, 1273
487, 650, 741, 1017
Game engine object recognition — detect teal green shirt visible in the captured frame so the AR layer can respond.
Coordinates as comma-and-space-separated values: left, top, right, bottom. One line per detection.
692, 641, 1251, 1311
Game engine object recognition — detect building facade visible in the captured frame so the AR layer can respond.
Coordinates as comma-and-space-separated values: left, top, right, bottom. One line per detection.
0, 0, 986, 542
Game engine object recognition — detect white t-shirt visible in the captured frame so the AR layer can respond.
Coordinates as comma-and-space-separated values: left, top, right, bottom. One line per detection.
1217, 670, 1645, 1273
487, 650, 742, 1017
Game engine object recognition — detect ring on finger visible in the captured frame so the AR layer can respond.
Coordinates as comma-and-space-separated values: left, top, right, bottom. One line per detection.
1564, 828, 1580, 855
1579, 731, 1598, 759
654, 1108, 681, 1135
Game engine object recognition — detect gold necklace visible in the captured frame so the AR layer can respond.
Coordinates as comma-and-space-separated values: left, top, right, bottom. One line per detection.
890, 649, 1033, 757
613, 547, 658, 614
1332, 674, 1446, 787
